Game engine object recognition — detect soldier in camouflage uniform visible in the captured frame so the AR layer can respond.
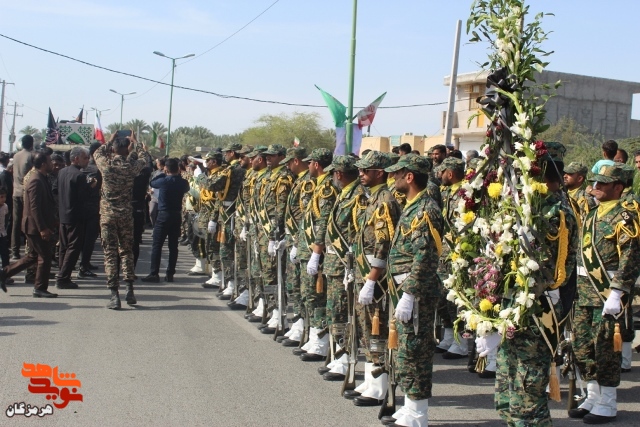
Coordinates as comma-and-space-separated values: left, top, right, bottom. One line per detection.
346, 151, 401, 407
320, 155, 363, 380
383, 153, 444, 427
570, 163, 640, 424
244, 146, 270, 322
435, 158, 470, 360
94, 132, 151, 309
205, 143, 247, 301
564, 161, 596, 228
256, 144, 294, 333
278, 146, 310, 346
293, 148, 337, 361
495, 143, 578, 426
196, 151, 224, 282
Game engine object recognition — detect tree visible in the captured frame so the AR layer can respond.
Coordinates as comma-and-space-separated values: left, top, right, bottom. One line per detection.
242, 112, 334, 150
19, 126, 43, 144
168, 133, 200, 157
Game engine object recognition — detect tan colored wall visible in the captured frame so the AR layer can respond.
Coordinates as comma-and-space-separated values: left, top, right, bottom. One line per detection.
360, 136, 390, 154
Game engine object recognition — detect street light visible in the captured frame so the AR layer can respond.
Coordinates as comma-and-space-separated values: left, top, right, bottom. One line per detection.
153, 51, 195, 155
90, 107, 110, 119
109, 89, 136, 128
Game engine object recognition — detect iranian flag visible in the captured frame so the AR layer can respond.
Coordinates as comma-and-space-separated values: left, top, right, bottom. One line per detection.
356, 92, 387, 129
94, 110, 105, 143
152, 130, 165, 149
315, 85, 347, 128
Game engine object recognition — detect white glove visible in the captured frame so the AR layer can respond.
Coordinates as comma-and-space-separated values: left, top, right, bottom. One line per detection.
289, 246, 298, 263
343, 270, 354, 290
547, 289, 560, 305
307, 252, 321, 275
276, 239, 286, 254
395, 292, 415, 323
475, 332, 501, 357
602, 289, 623, 316
207, 221, 217, 234
239, 226, 247, 241
358, 279, 376, 305
268, 240, 276, 256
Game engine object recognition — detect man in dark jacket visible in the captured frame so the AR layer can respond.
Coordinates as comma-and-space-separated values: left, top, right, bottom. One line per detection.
11, 135, 34, 259
56, 147, 94, 288
79, 142, 103, 276
0, 151, 58, 297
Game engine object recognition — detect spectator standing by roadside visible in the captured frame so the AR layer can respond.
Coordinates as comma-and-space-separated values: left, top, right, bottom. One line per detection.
0, 158, 14, 248
79, 143, 103, 275
148, 157, 166, 228
11, 135, 34, 260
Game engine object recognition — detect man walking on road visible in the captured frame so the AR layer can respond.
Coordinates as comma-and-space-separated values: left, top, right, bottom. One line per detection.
11, 135, 34, 260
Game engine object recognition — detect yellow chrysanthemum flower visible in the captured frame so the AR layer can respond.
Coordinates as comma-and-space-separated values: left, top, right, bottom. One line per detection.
493, 304, 501, 313
488, 182, 503, 199
468, 318, 478, 330
451, 252, 460, 262
479, 299, 494, 312
531, 182, 548, 195
462, 211, 476, 224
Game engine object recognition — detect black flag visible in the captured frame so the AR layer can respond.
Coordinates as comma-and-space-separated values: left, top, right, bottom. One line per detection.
45, 108, 60, 145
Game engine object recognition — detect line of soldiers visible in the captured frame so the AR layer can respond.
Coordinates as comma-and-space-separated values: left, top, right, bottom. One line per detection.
179, 141, 638, 426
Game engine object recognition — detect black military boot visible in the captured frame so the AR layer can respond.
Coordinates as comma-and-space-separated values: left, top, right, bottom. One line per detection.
125, 282, 137, 305
107, 288, 121, 310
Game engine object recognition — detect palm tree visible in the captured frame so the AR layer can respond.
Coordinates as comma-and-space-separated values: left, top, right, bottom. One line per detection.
20, 126, 43, 143
169, 133, 199, 157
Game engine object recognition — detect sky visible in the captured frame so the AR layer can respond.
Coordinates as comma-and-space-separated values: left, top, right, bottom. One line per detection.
0, 0, 639, 152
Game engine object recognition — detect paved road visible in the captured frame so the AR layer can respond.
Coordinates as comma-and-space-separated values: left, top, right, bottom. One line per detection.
1, 230, 639, 426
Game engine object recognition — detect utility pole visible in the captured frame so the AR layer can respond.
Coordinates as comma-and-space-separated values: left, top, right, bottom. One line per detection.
0, 79, 15, 151
345, 0, 358, 155
7, 102, 23, 153
444, 20, 462, 149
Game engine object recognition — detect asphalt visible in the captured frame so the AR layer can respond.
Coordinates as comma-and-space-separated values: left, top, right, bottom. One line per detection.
1, 230, 639, 426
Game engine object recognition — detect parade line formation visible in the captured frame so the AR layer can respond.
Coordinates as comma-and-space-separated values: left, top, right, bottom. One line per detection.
2, 131, 638, 426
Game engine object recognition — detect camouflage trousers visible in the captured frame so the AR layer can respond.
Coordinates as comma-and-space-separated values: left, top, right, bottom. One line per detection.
326, 274, 348, 326
191, 236, 206, 259
394, 297, 438, 400
100, 215, 135, 288
285, 245, 302, 316
206, 233, 221, 273
495, 323, 552, 427
299, 259, 327, 329
248, 233, 263, 306
573, 305, 622, 387
622, 288, 635, 343
218, 221, 235, 280
355, 282, 389, 363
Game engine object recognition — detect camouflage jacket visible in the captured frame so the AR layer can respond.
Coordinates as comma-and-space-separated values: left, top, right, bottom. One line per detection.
579, 199, 640, 306
208, 160, 246, 225
353, 184, 401, 283
94, 141, 151, 216
567, 187, 595, 229
260, 165, 294, 240
249, 167, 270, 238
426, 180, 443, 210
285, 170, 311, 247
197, 167, 221, 226
437, 181, 463, 276
324, 179, 364, 276
389, 188, 444, 301
297, 172, 338, 261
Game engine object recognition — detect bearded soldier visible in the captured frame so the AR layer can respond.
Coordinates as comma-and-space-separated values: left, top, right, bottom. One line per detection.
278, 147, 311, 346
564, 161, 595, 228
346, 151, 401, 407
294, 148, 338, 361
204, 143, 246, 301
570, 163, 640, 424
244, 146, 270, 322
383, 154, 444, 427
320, 155, 363, 380
256, 144, 293, 333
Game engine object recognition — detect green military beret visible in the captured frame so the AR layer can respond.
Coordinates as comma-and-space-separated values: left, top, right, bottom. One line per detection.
384, 153, 432, 175
302, 148, 333, 164
325, 155, 358, 173
354, 150, 392, 170
564, 161, 588, 176
263, 144, 287, 156
279, 146, 309, 165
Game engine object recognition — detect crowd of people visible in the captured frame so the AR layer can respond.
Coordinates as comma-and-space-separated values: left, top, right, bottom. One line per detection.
0, 132, 638, 426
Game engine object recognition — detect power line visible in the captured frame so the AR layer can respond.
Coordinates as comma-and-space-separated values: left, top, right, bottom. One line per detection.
0, 33, 464, 110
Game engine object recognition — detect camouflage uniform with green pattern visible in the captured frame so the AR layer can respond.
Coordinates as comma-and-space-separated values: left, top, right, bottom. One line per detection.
246, 147, 269, 305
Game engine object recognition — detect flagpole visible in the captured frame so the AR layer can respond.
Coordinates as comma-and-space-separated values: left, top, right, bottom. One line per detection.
346, 0, 358, 155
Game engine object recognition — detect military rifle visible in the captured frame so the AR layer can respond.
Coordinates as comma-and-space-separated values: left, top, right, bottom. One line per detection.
379, 298, 397, 418
273, 238, 287, 340
245, 232, 255, 314
341, 245, 358, 396
560, 323, 580, 413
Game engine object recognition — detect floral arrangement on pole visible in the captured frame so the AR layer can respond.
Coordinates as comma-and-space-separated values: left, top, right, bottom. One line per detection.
443, 0, 560, 338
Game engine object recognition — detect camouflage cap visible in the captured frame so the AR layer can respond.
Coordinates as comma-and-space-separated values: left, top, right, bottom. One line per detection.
222, 142, 243, 152
563, 161, 588, 176
245, 145, 268, 158
441, 157, 466, 174
325, 155, 358, 173
279, 146, 309, 165
384, 153, 432, 175
302, 148, 333, 164
204, 151, 223, 162
237, 144, 254, 155
621, 164, 636, 187
354, 151, 393, 170
544, 141, 566, 162
589, 162, 629, 184
263, 144, 287, 156
388, 152, 401, 165
467, 157, 482, 171
434, 163, 446, 175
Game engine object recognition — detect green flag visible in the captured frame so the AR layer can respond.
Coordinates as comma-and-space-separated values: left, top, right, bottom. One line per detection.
315, 85, 347, 128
